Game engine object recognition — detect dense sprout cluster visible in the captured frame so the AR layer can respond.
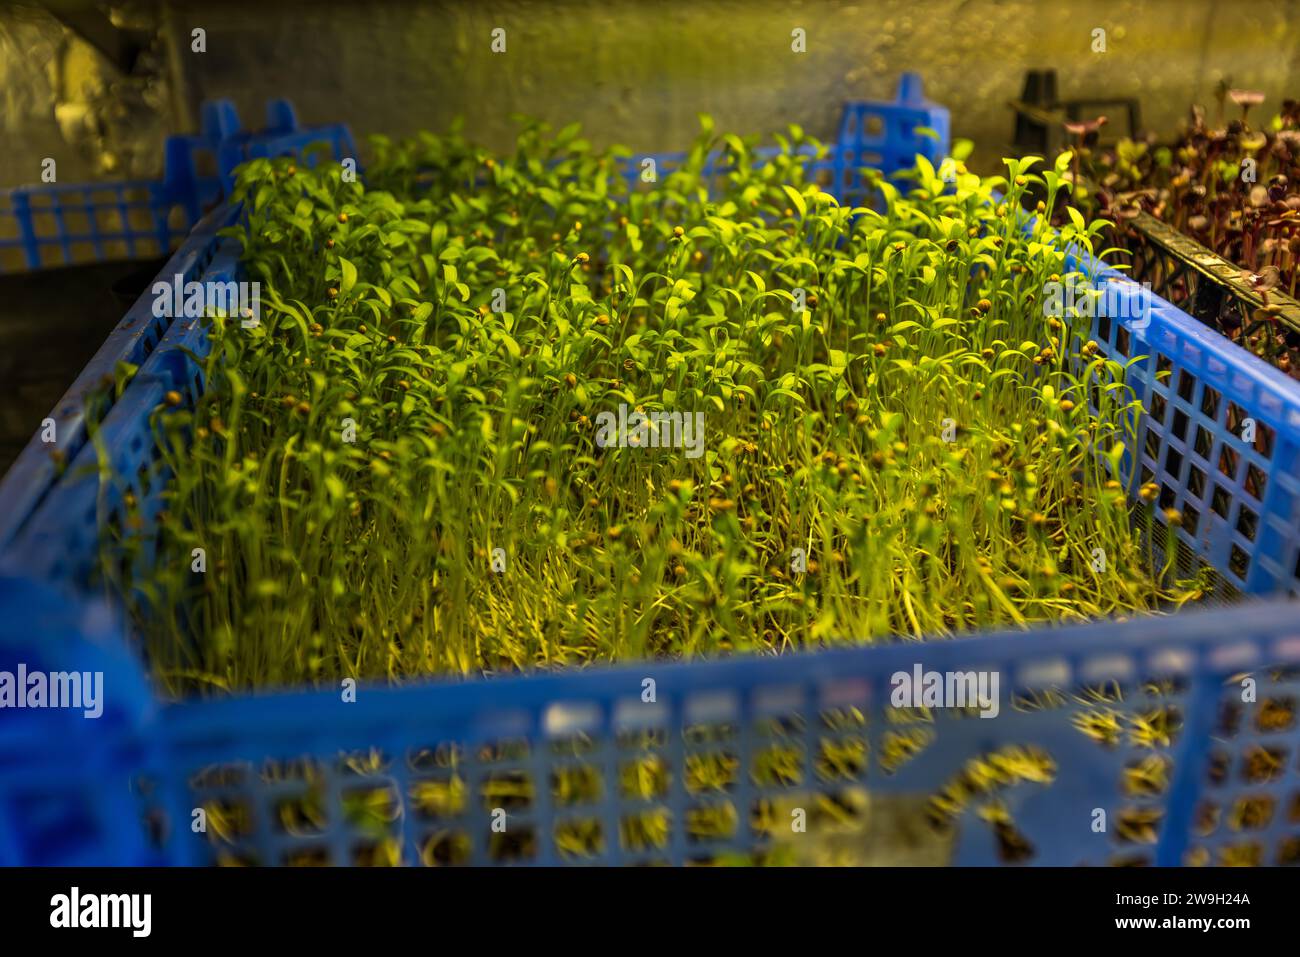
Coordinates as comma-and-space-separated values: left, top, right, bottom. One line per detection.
1077, 94, 1300, 375
105, 121, 1206, 695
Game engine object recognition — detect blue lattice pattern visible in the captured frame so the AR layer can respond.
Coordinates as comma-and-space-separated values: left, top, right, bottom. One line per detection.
4, 595, 1297, 866
1069, 258, 1300, 596
144, 601, 1284, 867
0, 99, 356, 275
1188, 656, 1300, 866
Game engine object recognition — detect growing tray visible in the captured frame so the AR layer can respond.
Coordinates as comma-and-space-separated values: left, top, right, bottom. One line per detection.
2, 77, 1299, 867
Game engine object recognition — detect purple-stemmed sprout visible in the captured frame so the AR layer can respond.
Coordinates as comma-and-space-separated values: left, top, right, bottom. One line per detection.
1177, 183, 1207, 233
1267, 174, 1290, 204
1276, 130, 1300, 168
1241, 264, 1280, 306
1214, 77, 1234, 125
1291, 227, 1300, 299
1243, 186, 1275, 268
1196, 126, 1229, 192
1063, 116, 1109, 193
1082, 92, 1300, 378
1113, 189, 1154, 221
1267, 205, 1300, 293
1229, 89, 1265, 126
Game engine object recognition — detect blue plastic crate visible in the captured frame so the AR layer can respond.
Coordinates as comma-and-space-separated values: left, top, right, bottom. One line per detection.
144, 599, 1300, 867
0, 99, 357, 275
3, 74, 1300, 866
1061, 255, 1300, 596
4, 580, 1299, 866
622, 72, 945, 198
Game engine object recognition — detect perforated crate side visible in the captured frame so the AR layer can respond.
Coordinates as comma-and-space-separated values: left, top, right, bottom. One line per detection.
136, 600, 1300, 867
1069, 254, 1300, 597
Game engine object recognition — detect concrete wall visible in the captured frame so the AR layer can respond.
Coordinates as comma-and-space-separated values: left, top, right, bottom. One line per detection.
4, 0, 1300, 188
0, 2, 178, 188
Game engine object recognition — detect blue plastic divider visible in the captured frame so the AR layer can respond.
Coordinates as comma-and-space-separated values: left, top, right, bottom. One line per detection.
3, 75, 1300, 866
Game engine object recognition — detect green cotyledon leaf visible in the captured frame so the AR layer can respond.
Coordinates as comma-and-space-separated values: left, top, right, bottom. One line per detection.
781, 184, 807, 218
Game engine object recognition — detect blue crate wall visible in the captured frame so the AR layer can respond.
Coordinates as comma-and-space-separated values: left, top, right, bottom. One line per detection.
3, 582, 1298, 866
1188, 651, 1300, 867
0, 101, 358, 557
1066, 256, 1300, 597
75, 599, 1300, 866
2, 234, 241, 588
